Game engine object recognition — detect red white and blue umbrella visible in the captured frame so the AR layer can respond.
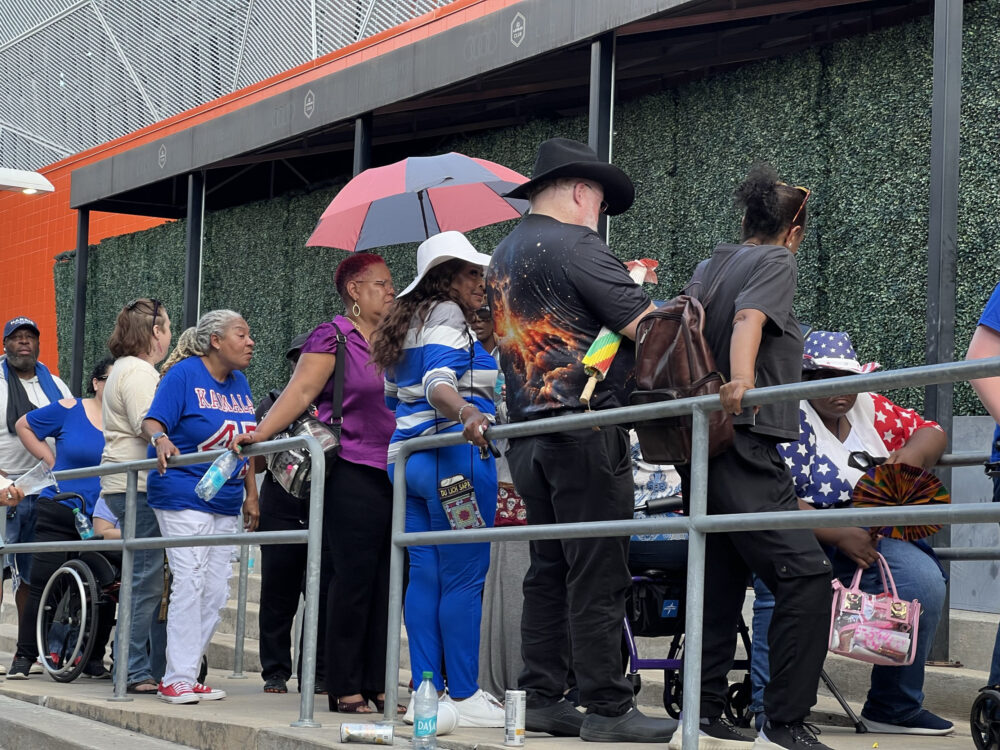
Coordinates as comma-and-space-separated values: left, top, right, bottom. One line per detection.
306, 152, 529, 252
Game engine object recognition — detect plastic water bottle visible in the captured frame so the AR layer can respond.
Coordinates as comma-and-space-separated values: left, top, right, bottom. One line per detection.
73, 508, 95, 540
195, 450, 240, 503
413, 671, 438, 750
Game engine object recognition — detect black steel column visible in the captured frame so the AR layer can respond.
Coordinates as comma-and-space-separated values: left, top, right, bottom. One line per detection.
925, 0, 962, 663
354, 113, 373, 176
588, 32, 615, 241
69, 209, 90, 397
183, 171, 205, 329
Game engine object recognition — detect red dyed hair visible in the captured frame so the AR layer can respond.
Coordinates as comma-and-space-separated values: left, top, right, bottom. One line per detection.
334, 252, 386, 299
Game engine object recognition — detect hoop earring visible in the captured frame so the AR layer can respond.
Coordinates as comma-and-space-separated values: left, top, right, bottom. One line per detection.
352, 302, 361, 318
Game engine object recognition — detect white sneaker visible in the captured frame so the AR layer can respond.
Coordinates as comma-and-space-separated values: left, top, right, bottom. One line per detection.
29, 659, 44, 675
0, 663, 6, 675
448, 689, 505, 728
404, 692, 415, 725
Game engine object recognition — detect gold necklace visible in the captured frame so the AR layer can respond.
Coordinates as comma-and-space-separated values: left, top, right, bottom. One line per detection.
349, 317, 371, 344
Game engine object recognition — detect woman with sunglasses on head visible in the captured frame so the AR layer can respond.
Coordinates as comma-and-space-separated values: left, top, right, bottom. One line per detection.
232, 253, 399, 713
748, 330, 950, 738
6, 358, 116, 680
671, 165, 833, 750
102, 298, 172, 694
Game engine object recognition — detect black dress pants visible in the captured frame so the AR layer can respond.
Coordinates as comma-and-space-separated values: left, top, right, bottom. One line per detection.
16, 499, 114, 665
507, 425, 635, 717
320, 459, 393, 700
678, 428, 832, 724
257, 475, 326, 684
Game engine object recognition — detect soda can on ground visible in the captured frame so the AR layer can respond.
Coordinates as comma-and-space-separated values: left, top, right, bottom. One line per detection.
504, 689, 526, 746
340, 723, 395, 744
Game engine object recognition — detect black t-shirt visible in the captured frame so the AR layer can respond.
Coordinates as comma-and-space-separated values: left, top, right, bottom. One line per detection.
696, 242, 803, 442
487, 213, 651, 421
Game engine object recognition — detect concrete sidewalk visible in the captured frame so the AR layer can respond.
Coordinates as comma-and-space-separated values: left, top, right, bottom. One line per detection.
0, 652, 975, 750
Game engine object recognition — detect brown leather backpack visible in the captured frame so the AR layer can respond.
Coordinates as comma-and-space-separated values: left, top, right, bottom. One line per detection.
629, 246, 756, 464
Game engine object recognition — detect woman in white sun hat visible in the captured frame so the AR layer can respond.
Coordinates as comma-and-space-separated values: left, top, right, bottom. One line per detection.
371, 230, 503, 728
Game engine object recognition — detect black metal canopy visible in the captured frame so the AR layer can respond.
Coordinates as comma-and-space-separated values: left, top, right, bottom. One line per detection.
69, 0, 932, 218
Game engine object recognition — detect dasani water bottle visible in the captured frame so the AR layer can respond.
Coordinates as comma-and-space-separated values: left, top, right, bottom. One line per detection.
413, 670, 438, 750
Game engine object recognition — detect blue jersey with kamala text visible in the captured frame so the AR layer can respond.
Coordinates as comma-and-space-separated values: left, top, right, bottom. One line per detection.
146, 356, 256, 515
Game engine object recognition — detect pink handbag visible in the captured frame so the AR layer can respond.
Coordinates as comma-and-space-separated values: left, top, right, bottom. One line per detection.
828, 552, 920, 667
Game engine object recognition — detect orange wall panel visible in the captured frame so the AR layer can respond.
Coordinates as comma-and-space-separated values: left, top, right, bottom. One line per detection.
0, 0, 513, 375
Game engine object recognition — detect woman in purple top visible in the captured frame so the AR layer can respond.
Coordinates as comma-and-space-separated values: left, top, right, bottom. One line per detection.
234, 253, 398, 714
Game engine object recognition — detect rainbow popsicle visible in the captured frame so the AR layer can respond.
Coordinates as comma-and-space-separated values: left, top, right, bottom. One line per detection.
579, 258, 659, 407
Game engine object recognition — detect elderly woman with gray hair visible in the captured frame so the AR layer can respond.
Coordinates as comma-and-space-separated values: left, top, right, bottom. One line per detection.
140, 310, 259, 705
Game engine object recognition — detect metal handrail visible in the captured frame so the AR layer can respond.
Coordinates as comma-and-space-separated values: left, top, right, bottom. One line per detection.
382, 354, 1000, 749
0, 435, 326, 728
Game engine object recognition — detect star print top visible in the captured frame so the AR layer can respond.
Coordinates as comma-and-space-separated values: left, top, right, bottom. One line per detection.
777, 392, 941, 508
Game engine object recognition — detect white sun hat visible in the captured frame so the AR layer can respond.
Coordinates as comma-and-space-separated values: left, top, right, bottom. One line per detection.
396, 230, 493, 298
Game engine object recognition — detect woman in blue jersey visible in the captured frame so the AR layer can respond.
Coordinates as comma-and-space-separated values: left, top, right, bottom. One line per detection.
7, 357, 114, 679
141, 310, 258, 705
371, 231, 503, 728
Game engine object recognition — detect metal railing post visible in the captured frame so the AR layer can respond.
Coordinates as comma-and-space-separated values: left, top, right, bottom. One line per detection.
109, 469, 138, 702
228, 544, 249, 679
382, 456, 410, 721
681, 406, 709, 747
292, 438, 325, 728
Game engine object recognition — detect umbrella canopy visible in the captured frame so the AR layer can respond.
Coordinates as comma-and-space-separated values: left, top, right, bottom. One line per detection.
851, 463, 951, 541
306, 152, 529, 252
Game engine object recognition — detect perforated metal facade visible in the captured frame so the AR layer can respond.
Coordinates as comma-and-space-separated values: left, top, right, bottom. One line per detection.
0, 0, 455, 171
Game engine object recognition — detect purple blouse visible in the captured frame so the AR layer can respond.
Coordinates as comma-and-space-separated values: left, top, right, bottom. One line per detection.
301, 315, 395, 471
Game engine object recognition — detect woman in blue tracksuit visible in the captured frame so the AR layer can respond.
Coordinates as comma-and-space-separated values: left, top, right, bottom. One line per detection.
371, 231, 503, 728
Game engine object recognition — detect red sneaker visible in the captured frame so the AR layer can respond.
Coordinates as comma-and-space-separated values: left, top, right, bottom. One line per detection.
157, 681, 200, 704
192, 682, 227, 701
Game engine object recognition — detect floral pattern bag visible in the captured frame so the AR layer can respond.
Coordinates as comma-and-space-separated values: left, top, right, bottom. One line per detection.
828, 551, 920, 666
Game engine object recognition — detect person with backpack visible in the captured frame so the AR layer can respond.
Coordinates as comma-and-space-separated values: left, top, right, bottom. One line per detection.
670, 165, 833, 750
487, 138, 671, 742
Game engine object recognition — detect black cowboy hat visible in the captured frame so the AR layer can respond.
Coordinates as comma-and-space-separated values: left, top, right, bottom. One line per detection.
503, 137, 635, 216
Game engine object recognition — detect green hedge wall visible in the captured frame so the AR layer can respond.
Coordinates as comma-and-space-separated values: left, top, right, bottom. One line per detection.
55, 0, 1000, 414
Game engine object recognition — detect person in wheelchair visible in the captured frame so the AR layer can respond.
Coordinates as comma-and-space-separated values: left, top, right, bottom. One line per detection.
752, 331, 951, 736
7, 358, 115, 680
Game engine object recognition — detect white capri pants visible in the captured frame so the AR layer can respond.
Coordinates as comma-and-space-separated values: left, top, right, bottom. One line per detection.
153, 508, 239, 686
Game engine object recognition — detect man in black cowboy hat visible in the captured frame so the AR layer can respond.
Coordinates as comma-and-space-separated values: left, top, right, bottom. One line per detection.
486, 138, 670, 742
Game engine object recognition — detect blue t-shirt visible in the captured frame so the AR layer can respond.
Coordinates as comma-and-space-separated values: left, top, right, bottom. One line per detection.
25, 399, 104, 515
145, 357, 256, 515
978, 282, 1000, 462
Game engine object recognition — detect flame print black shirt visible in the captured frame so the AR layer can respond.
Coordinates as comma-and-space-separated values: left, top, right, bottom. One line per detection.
486, 214, 650, 422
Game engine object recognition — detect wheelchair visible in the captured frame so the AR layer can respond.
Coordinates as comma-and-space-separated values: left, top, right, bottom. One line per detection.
972, 686, 1000, 750
35, 493, 121, 683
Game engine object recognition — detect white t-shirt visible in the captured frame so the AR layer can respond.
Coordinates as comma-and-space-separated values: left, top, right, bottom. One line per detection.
101, 356, 160, 495
0, 356, 72, 476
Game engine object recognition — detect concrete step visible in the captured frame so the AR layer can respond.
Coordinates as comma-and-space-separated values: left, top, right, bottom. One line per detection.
219, 600, 261, 641
0, 652, 415, 750
0, 693, 195, 749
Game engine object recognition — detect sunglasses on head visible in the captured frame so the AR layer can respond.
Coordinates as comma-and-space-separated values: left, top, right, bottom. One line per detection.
779, 183, 811, 227
127, 298, 162, 333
